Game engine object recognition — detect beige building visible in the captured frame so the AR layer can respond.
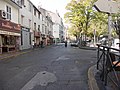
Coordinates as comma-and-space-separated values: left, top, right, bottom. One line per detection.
0, 0, 21, 53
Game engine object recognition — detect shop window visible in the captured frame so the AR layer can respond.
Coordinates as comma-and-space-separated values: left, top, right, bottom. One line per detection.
2, 35, 15, 45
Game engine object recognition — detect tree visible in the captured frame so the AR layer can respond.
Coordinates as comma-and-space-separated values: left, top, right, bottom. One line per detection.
64, 0, 98, 40
64, 0, 108, 43
68, 24, 81, 40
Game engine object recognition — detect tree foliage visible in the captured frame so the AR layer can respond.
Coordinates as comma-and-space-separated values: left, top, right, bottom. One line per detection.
64, 0, 108, 39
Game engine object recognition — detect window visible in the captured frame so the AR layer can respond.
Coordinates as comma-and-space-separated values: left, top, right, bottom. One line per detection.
42, 16, 44, 21
34, 8, 36, 16
21, 15, 24, 25
29, 3, 32, 12
21, 0, 25, 6
34, 23, 36, 30
38, 12, 40, 19
38, 25, 40, 31
29, 19, 31, 28
45, 26, 47, 34
6, 6, 11, 20
42, 24, 44, 33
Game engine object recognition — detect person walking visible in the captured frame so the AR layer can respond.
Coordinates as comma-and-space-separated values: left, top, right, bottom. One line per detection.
65, 41, 67, 47
40, 40, 43, 48
32, 40, 35, 49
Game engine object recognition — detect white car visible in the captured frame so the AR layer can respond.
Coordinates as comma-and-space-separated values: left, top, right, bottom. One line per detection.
71, 41, 79, 47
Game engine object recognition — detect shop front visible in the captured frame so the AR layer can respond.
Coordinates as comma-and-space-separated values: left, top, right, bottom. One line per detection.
41, 34, 46, 46
0, 19, 21, 54
20, 26, 31, 50
49, 35, 54, 45
34, 31, 41, 47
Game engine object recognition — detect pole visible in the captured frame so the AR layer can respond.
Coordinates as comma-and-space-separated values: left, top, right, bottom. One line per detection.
94, 29, 96, 47
108, 13, 112, 46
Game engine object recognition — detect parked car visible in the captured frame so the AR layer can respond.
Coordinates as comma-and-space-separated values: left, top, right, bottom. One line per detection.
71, 41, 79, 47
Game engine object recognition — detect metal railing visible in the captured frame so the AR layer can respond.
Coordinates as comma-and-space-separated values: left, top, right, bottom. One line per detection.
97, 44, 120, 89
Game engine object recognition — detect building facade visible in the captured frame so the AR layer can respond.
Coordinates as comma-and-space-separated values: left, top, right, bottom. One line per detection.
19, 0, 42, 50
48, 11, 65, 43
0, 0, 21, 53
39, 8, 53, 46
19, 0, 32, 50
0, 0, 64, 54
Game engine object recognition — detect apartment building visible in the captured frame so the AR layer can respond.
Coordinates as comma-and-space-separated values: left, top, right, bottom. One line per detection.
32, 5, 42, 47
39, 8, 53, 45
46, 13, 54, 45
19, 0, 32, 50
0, 0, 60, 54
0, 0, 21, 53
48, 11, 65, 43
19, 0, 42, 50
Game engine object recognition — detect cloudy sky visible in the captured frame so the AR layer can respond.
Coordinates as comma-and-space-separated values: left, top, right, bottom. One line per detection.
31, 0, 71, 19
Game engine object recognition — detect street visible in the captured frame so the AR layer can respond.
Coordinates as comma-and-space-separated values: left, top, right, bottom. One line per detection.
0, 44, 97, 90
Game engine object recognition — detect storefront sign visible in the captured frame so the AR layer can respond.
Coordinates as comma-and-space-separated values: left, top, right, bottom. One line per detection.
0, 30, 20, 36
0, 19, 21, 33
21, 26, 30, 32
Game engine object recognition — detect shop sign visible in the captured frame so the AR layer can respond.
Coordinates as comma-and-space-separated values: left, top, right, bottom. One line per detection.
0, 30, 20, 36
21, 26, 30, 32
0, 19, 21, 33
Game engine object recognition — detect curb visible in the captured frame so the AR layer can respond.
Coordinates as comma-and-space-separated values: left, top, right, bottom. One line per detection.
79, 47, 97, 50
88, 65, 100, 90
0, 46, 49, 60
0, 50, 32, 60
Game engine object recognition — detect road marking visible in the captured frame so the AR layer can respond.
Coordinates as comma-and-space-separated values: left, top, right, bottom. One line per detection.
21, 71, 57, 90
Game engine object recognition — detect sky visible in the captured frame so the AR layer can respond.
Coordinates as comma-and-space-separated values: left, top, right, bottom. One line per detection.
31, 0, 71, 20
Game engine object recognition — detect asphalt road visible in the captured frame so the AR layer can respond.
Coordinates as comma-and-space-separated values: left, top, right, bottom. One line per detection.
0, 44, 97, 90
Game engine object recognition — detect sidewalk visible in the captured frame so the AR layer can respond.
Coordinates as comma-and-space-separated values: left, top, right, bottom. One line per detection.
0, 48, 35, 60
88, 65, 106, 90
86, 46, 115, 90
0, 45, 53, 60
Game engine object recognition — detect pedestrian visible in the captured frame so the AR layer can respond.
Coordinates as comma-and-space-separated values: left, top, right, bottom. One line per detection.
41, 40, 43, 48
65, 41, 67, 47
32, 40, 35, 49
